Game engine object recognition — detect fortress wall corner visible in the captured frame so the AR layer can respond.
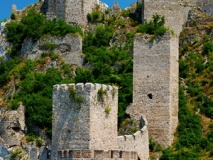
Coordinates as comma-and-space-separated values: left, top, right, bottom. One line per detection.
117, 118, 149, 160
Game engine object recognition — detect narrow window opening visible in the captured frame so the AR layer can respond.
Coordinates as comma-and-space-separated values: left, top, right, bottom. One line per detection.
119, 151, 122, 158
111, 151, 113, 158
148, 93, 153, 99
69, 150, 72, 158
47, 150, 50, 159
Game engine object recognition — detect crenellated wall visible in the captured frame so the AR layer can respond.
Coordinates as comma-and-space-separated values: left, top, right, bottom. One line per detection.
55, 149, 138, 160
117, 117, 149, 160
52, 83, 118, 158
127, 32, 179, 147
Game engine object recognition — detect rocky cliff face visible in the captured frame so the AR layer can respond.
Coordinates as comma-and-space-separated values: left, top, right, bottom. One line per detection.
0, 21, 11, 59
20, 34, 83, 66
0, 104, 25, 148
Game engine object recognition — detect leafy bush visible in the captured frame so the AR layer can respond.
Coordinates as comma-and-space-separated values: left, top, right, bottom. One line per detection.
10, 13, 16, 20
129, 3, 143, 24
201, 97, 213, 118
36, 138, 43, 147
2, 57, 77, 135
26, 134, 36, 142
10, 150, 22, 159
137, 14, 168, 36
179, 59, 189, 78
75, 68, 94, 83
87, 10, 105, 23
0, 57, 21, 86
203, 42, 213, 55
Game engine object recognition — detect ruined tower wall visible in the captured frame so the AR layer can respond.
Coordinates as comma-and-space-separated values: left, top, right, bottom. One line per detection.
46, 0, 98, 24
141, 0, 191, 35
45, 0, 55, 19
52, 83, 118, 158
126, 33, 179, 147
117, 118, 149, 160
65, 0, 84, 24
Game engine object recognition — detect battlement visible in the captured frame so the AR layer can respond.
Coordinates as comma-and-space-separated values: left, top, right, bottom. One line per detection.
53, 83, 117, 94
55, 149, 138, 160
117, 117, 149, 160
52, 83, 118, 158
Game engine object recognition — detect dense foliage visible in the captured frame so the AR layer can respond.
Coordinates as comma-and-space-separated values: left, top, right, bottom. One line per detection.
137, 14, 168, 37
3, 57, 74, 136
1, 6, 136, 135
5, 9, 82, 56
82, 25, 133, 123
1, 4, 213, 159
159, 13, 213, 159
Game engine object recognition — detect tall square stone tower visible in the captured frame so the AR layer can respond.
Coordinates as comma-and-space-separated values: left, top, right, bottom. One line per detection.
45, 0, 98, 24
127, 32, 179, 147
52, 83, 118, 158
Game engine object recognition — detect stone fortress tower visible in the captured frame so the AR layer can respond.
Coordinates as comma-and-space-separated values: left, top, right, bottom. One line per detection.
45, 0, 106, 24
126, 32, 179, 147
52, 83, 149, 159
127, 0, 213, 147
126, 0, 188, 147
52, 83, 118, 158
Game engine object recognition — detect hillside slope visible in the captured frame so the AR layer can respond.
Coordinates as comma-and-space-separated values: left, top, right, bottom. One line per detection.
0, 1, 212, 159
159, 7, 213, 160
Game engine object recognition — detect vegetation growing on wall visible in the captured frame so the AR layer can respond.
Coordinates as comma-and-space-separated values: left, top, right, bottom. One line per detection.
1, 3, 213, 159
137, 14, 168, 37
5, 9, 82, 56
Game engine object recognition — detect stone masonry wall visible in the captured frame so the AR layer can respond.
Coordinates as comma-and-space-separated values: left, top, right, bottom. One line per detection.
65, 0, 84, 24
20, 34, 83, 66
117, 118, 149, 160
55, 150, 138, 160
52, 83, 118, 158
126, 32, 179, 147
82, 0, 97, 23
46, 0, 98, 24
141, 0, 191, 35
89, 83, 118, 150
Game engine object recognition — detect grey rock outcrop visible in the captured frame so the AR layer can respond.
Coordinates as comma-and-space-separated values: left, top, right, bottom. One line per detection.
197, 0, 213, 16
0, 145, 9, 158
20, 34, 83, 66
0, 104, 25, 147
0, 21, 11, 59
